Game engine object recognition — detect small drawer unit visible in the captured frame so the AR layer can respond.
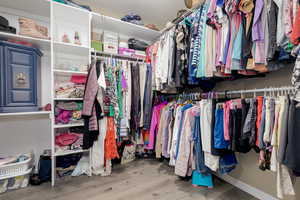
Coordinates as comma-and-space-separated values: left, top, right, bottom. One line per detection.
0, 41, 43, 113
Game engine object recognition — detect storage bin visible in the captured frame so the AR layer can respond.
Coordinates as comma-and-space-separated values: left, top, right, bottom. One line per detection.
103, 42, 118, 54
103, 31, 118, 54
0, 41, 42, 113
91, 40, 103, 52
0, 156, 32, 180
118, 47, 135, 56
0, 171, 31, 194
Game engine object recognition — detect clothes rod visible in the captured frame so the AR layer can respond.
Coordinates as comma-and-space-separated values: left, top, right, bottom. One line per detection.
160, 2, 203, 34
216, 86, 295, 96
92, 51, 145, 61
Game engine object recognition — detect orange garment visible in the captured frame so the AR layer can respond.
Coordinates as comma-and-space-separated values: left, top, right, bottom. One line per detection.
291, 5, 300, 45
256, 96, 263, 147
104, 117, 119, 160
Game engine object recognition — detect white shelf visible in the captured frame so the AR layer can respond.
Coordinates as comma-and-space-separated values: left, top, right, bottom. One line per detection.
54, 98, 83, 101
54, 123, 84, 129
0, 111, 51, 117
54, 149, 89, 157
54, 41, 90, 55
0, 0, 50, 18
91, 13, 160, 43
54, 69, 88, 75
0, 32, 51, 51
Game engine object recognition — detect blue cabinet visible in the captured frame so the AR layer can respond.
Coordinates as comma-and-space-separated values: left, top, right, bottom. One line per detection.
0, 41, 43, 113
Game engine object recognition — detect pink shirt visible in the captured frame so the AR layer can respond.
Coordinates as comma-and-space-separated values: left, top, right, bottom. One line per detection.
146, 102, 167, 150
223, 101, 231, 141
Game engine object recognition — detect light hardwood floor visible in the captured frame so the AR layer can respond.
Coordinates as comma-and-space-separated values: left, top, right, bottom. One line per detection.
0, 159, 258, 200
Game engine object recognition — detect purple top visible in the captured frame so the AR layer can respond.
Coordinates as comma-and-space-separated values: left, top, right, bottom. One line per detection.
252, 0, 264, 41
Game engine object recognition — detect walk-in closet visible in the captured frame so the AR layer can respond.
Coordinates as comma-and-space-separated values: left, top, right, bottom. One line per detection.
0, 0, 300, 200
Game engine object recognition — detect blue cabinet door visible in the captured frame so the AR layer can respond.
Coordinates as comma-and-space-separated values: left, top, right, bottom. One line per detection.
0, 41, 41, 112
5, 45, 37, 107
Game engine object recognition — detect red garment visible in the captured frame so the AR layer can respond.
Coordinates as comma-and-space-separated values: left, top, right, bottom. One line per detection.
291, 6, 300, 45
255, 96, 263, 147
55, 133, 79, 146
71, 75, 87, 84
104, 117, 119, 160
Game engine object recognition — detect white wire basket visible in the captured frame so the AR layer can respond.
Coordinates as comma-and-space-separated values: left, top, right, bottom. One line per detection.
0, 156, 32, 180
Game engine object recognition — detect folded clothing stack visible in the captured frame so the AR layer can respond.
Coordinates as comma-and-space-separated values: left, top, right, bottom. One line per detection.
55, 131, 84, 153
121, 13, 144, 25
55, 101, 83, 125
56, 154, 82, 177
55, 75, 86, 98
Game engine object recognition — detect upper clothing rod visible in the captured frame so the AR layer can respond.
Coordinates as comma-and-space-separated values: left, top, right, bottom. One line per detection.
217, 86, 295, 95
92, 51, 146, 61
159, 86, 295, 100
160, 3, 204, 34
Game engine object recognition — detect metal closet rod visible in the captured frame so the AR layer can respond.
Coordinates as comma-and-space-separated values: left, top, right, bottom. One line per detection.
93, 51, 145, 61
160, 2, 204, 34
163, 86, 295, 100
215, 86, 295, 96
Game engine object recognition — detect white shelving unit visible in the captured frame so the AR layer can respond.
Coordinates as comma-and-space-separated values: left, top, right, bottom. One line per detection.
51, 1, 91, 186
0, 0, 160, 187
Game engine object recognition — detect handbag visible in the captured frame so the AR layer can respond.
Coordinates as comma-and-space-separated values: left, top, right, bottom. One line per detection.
38, 155, 51, 182
128, 38, 149, 51
121, 144, 136, 164
0, 16, 16, 34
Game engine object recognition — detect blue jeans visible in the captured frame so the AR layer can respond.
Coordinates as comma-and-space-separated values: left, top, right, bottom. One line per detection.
193, 116, 210, 174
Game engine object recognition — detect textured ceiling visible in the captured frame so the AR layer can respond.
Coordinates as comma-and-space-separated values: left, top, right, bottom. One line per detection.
73, 0, 186, 29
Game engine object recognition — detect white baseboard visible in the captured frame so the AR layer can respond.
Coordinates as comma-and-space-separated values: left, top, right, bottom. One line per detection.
215, 173, 279, 200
